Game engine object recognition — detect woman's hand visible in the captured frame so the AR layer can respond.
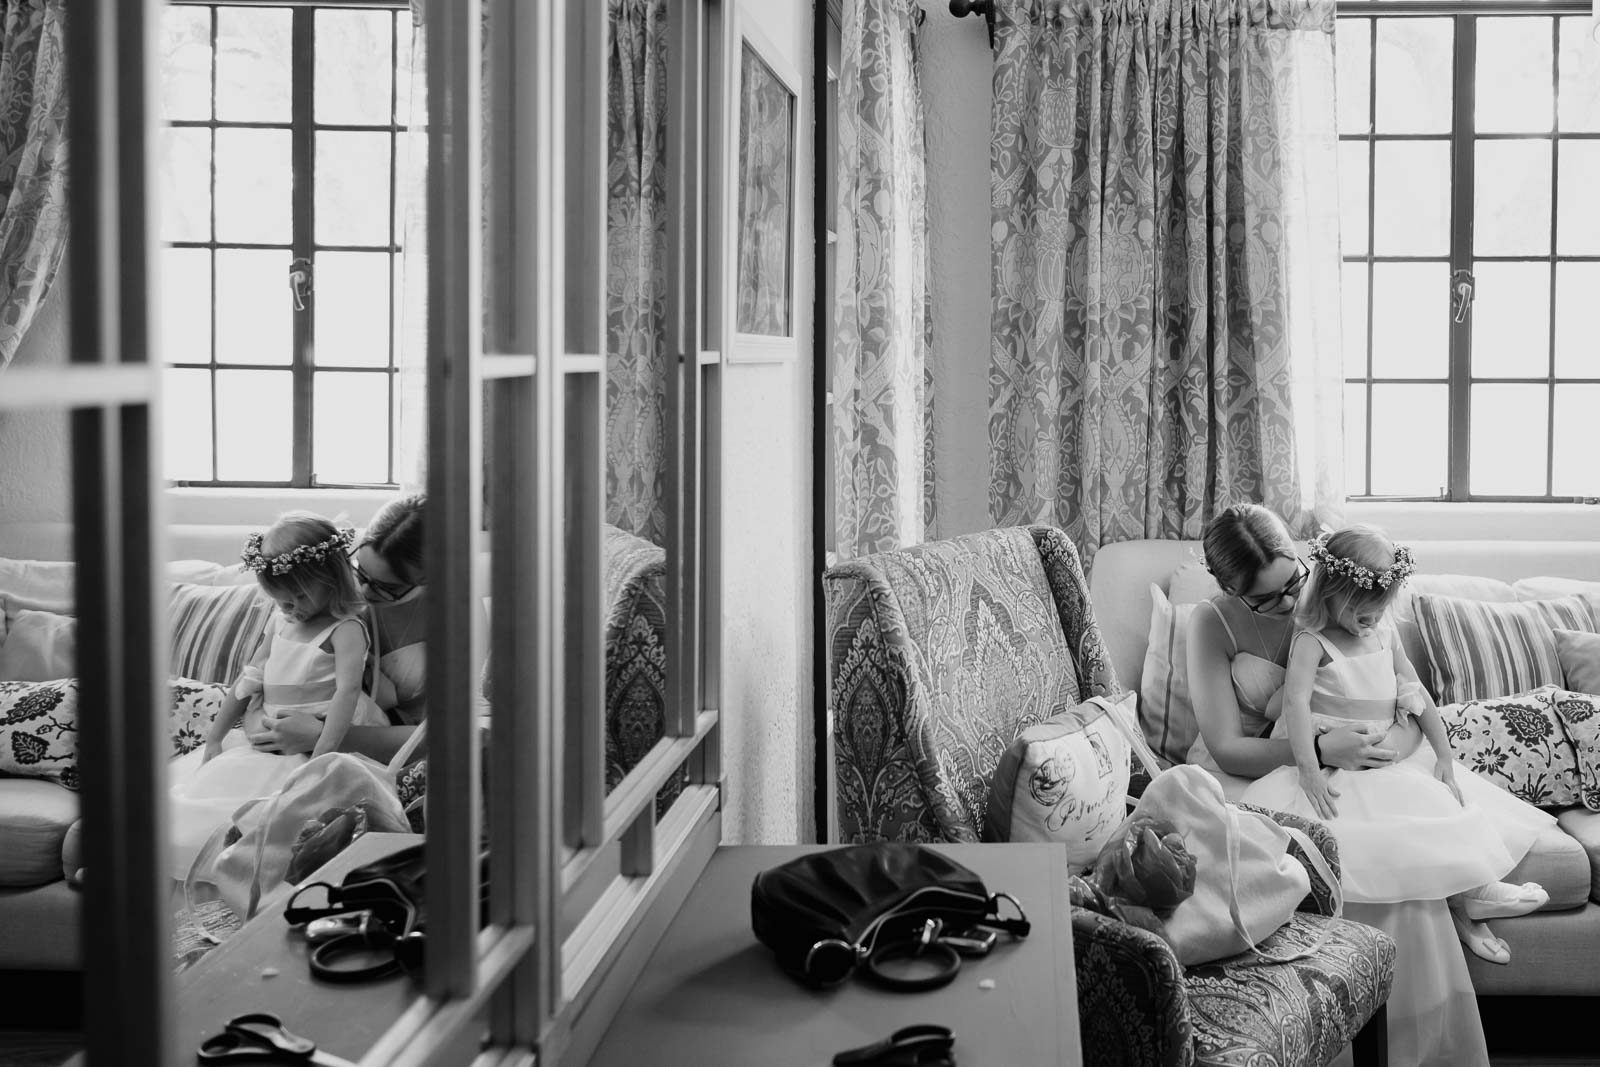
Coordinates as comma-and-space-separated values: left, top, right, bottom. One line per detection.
247, 711, 324, 755
1434, 758, 1465, 805
1297, 765, 1340, 820
1315, 723, 1397, 771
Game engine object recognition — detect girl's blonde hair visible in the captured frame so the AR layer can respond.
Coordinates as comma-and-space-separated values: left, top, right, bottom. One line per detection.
252, 512, 366, 621
1295, 525, 1408, 634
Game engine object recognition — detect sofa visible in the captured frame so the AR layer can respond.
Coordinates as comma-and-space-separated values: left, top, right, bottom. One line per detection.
1089, 535, 1600, 999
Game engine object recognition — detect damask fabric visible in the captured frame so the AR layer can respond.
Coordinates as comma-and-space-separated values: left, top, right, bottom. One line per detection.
987, 0, 1344, 565
0, 0, 67, 369
833, 0, 936, 561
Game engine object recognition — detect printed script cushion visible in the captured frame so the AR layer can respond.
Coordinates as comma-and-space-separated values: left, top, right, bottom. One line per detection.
169, 679, 230, 758
983, 692, 1134, 866
0, 609, 75, 682
1140, 585, 1199, 768
1549, 690, 1600, 811
168, 581, 275, 687
0, 679, 78, 789
1440, 685, 1582, 808
1414, 592, 1600, 706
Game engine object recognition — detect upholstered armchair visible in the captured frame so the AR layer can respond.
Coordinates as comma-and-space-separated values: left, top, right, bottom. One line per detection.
824, 525, 1395, 1067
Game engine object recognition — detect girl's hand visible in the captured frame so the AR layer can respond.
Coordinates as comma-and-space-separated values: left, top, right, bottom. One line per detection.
1297, 766, 1341, 820
1434, 759, 1465, 805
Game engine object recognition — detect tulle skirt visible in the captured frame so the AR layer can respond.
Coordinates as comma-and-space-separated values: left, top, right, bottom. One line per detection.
167, 732, 305, 882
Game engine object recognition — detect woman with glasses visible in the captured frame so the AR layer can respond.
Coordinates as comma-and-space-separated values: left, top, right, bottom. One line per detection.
245, 494, 427, 763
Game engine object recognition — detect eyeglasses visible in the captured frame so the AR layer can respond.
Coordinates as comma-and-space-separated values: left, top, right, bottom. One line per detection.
351, 553, 418, 603
1239, 559, 1308, 614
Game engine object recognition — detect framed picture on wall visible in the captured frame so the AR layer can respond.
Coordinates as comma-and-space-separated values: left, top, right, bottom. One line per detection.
727, 10, 801, 365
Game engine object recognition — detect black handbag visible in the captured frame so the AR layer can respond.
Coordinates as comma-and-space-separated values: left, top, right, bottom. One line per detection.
750, 843, 1030, 992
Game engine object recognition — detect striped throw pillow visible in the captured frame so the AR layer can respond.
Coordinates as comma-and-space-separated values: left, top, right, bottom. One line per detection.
1415, 592, 1600, 706
168, 582, 273, 686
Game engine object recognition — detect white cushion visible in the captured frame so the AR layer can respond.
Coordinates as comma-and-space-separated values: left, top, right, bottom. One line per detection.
1139, 585, 1199, 768
0, 777, 78, 887
0, 609, 75, 682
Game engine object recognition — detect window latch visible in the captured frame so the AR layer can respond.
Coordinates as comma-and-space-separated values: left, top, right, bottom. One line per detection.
289, 257, 313, 311
1451, 269, 1474, 324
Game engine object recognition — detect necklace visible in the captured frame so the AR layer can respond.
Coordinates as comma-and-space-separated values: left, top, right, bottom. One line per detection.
1242, 604, 1292, 664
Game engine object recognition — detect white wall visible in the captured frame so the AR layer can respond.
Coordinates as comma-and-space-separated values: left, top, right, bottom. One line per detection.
719, 0, 815, 845
0, 277, 70, 523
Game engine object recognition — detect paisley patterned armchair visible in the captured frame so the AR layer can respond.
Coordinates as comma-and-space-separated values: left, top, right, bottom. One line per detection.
824, 526, 1395, 1067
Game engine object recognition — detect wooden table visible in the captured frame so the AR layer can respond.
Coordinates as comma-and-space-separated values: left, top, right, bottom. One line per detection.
583, 843, 1081, 1067
173, 832, 423, 1067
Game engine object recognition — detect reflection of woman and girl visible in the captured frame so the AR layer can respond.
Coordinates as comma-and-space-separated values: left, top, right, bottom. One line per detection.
1190, 505, 1554, 1067
168, 494, 427, 879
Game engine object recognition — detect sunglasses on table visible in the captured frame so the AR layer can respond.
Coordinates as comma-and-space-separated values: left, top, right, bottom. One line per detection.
1239, 558, 1309, 614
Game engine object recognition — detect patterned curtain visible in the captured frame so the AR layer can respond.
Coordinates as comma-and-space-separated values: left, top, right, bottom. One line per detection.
988, 0, 1344, 567
833, 0, 936, 562
606, 0, 669, 546
0, 0, 66, 371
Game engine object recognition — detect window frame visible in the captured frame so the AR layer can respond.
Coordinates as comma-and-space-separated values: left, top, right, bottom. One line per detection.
1338, 0, 1597, 504
164, 0, 409, 490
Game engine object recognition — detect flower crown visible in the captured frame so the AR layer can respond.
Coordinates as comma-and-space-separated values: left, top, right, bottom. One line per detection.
1308, 532, 1416, 591
241, 527, 355, 576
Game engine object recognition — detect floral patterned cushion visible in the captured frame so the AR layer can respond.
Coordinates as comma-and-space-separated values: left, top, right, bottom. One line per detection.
0, 679, 77, 789
1548, 689, 1600, 810
1440, 684, 1582, 808
169, 678, 229, 758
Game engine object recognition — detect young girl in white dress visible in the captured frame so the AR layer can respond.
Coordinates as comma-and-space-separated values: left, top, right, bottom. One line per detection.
1241, 524, 1556, 964
168, 513, 388, 879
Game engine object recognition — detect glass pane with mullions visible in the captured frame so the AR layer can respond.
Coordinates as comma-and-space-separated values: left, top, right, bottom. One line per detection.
1474, 141, 1551, 257
161, 249, 211, 365
1555, 263, 1600, 378
395, 15, 417, 127
316, 132, 393, 246
1345, 384, 1369, 496
215, 129, 292, 243
1470, 262, 1551, 379
1553, 386, 1600, 497
1371, 384, 1447, 496
164, 369, 214, 482
215, 370, 292, 481
1475, 18, 1553, 134
1373, 142, 1449, 255
215, 8, 291, 123
1557, 142, 1600, 254
1371, 262, 1448, 378
1339, 141, 1369, 256
1336, 20, 1372, 135
1375, 19, 1453, 135
1342, 262, 1369, 379
313, 373, 389, 483
314, 252, 391, 367
1471, 384, 1550, 496
215, 250, 293, 366
315, 10, 394, 126
160, 127, 211, 243
1559, 18, 1600, 132
160, 7, 212, 122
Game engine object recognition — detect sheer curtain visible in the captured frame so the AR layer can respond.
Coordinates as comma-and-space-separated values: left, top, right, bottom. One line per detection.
832, 0, 935, 561
987, 0, 1343, 566
0, 0, 67, 370
394, 2, 428, 492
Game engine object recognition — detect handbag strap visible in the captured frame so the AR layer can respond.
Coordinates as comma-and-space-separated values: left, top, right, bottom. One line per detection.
1221, 804, 1343, 965
1090, 694, 1165, 783
387, 719, 427, 776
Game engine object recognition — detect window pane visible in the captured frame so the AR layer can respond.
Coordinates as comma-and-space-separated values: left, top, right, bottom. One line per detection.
1555, 262, 1600, 378
164, 369, 213, 482
316, 132, 393, 246
215, 250, 293, 366
315, 10, 394, 126
1337, 20, 1372, 135
1373, 141, 1449, 255
1475, 17, 1553, 134
1471, 384, 1549, 496
314, 252, 391, 367
215, 129, 292, 243
396, 15, 420, 128
215, 8, 291, 123
1474, 140, 1552, 256
161, 249, 211, 365
1371, 384, 1447, 496
1371, 262, 1448, 378
160, 128, 211, 243
1375, 19, 1453, 135
313, 372, 389, 483
215, 371, 292, 481
1343, 261, 1369, 379
1345, 383, 1369, 496
1559, 17, 1600, 133
1339, 141, 1369, 256
1553, 385, 1600, 497
1557, 141, 1600, 255
1470, 262, 1551, 379
160, 7, 212, 122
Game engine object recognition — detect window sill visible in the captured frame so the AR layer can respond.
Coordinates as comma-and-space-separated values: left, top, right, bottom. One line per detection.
166, 486, 399, 527
1345, 499, 1600, 542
